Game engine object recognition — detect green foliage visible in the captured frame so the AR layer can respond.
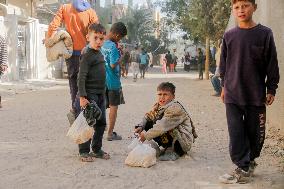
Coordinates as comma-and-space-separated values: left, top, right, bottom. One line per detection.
160, 0, 231, 44
119, 8, 155, 44
118, 6, 169, 54
96, 7, 112, 31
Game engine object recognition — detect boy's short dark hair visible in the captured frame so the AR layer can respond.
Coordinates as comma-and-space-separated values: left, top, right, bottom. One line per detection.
157, 82, 176, 95
88, 23, 106, 35
231, 0, 255, 4
110, 22, 127, 37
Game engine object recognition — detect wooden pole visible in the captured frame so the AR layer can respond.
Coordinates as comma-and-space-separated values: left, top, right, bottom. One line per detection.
205, 36, 210, 80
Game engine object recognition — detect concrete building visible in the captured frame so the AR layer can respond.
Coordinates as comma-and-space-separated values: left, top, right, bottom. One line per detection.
0, 0, 62, 81
227, 0, 284, 134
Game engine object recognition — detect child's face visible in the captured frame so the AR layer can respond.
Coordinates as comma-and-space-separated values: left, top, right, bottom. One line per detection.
88, 32, 105, 50
232, 1, 256, 23
111, 33, 123, 42
157, 90, 175, 106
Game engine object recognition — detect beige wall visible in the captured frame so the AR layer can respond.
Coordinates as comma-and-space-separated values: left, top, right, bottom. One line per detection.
254, 0, 284, 134
227, 0, 284, 134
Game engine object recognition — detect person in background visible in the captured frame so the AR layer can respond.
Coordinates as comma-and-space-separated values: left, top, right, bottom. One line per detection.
46, 0, 99, 124
161, 54, 167, 74
165, 51, 172, 72
122, 46, 130, 78
197, 48, 204, 80
210, 41, 222, 97
172, 48, 178, 72
130, 46, 141, 82
139, 48, 149, 79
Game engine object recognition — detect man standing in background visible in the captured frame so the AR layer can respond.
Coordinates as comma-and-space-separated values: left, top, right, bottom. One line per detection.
46, 0, 99, 123
165, 51, 172, 72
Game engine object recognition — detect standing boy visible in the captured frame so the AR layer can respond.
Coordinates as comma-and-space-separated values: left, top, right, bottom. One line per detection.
101, 22, 127, 141
219, 0, 279, 184
75, 23, 109, 162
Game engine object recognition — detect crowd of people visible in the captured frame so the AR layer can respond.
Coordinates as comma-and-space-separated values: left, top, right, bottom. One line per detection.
119, 46, 152, 81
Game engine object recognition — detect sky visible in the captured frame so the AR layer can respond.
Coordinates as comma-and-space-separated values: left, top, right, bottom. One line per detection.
100, 0, 153, 7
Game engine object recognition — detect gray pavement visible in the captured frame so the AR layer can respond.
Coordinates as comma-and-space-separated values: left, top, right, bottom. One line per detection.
0, 67, 283, 189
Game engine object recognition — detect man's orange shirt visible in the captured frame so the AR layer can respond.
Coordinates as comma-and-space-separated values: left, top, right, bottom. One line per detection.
47, 4, 99, 52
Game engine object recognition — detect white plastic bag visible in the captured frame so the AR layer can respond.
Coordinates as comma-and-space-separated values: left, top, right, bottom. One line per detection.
127, 137, 141, 151
66, 111, 94, 144
125, 142, 157, 168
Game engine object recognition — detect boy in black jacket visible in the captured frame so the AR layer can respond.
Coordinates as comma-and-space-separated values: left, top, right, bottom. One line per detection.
74, 23, 110, 162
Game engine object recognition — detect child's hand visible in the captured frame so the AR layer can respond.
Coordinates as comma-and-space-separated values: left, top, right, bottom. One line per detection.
221, 87, 225, 103
266, 94, 275, 105
80, 97, 89, 108
134, 126, 143, 134
139, 132, 146, 142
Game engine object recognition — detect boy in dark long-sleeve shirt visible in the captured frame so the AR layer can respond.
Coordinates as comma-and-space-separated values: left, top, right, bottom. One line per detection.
74, 23, 110, 162
219, 0, 280, 184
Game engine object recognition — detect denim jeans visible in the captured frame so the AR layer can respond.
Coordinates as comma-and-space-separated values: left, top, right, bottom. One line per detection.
210, 75, 221, 94
74, 93, 107, 154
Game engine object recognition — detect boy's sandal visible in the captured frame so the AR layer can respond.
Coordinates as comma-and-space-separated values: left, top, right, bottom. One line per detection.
79, 153, 95, 162
107, 132, 122, 141
89, 150, 110, 160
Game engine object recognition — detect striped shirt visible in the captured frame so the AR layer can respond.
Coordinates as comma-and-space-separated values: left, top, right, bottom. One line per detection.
0, 35, 8, 66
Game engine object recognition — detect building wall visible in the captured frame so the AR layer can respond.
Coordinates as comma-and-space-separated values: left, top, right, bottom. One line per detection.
6, 0, 33, 17
254, 0, 284, 134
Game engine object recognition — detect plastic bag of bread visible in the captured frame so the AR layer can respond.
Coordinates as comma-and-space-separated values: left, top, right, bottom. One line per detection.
125, 142, 156, 168
66, 111, 94, 144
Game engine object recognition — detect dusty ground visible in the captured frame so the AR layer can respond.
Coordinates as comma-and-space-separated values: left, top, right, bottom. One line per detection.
0, 67, 283, 189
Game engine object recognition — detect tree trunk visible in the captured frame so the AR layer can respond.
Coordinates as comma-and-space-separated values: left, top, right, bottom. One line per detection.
205, 36, 210, 80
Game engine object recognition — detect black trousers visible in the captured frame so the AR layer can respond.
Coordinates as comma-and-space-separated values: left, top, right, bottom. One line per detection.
144, 121, 185, 156
139, 64, 147, 78
225, 103, 266, 171
198, 64, 203, 79
74, 94, 107, 154
66, 55, 80, 110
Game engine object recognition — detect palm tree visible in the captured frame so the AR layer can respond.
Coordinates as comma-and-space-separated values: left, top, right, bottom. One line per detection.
120, 8, 155, 45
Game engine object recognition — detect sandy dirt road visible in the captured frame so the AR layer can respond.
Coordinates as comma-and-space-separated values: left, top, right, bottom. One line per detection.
0, 68, 283, 189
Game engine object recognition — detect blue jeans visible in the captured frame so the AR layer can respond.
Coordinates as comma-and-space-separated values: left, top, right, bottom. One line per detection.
210, 75, 221, 94
74, 93, 106, 154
